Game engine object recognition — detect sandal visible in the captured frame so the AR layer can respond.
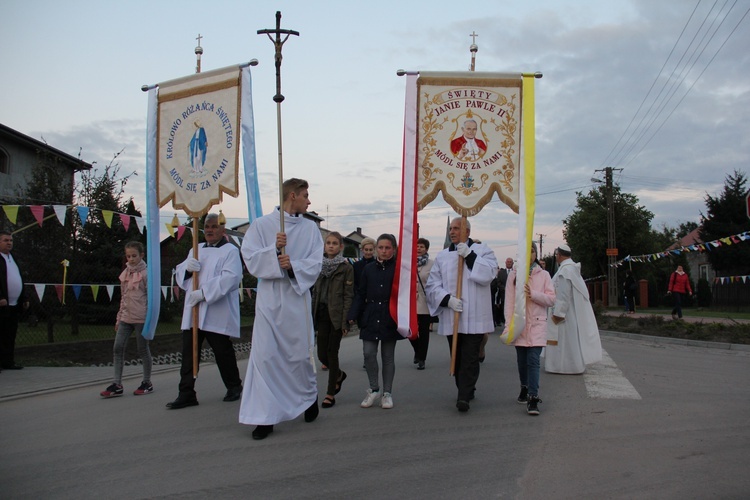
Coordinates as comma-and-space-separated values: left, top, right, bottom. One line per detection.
335, 371, 347, 395
322, 396, 336, 408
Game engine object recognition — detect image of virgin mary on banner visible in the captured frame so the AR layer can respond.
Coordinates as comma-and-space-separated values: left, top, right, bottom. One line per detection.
416, 71, 524, 216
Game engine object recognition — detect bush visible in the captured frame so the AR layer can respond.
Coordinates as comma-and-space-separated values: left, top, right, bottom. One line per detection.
696, 278, 712, 307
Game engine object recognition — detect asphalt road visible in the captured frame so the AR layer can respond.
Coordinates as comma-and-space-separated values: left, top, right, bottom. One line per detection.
1, 330, 749, 499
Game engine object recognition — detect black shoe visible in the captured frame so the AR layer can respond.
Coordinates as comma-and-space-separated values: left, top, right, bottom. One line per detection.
527, 396, 541, 416
517, 386, 528, 404
3, 364, 23, 370
252, 425, 274, 440
223, 386, 242, 402
166, 396, 199, 409
334, 371, 347, 395
417, 361, 425, 370
456, 400, 470, 412
413, 355, 419, 365
304, 397, 319, 422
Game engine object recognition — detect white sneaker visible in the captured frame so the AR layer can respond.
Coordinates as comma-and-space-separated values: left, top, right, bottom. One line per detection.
381, 392, 393, 409
360, 389, 380, 408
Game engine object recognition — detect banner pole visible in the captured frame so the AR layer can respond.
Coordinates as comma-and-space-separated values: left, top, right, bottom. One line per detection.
449, 216, 467, 375
191, 217, 200, 379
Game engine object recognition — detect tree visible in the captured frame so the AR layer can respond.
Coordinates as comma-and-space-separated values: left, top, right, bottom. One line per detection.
563, 185, 656, 278
11, 148, 141, 337
699, 170, 750, 276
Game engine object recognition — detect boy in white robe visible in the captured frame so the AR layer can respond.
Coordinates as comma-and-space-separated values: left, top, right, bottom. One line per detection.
239, 178, 323, 440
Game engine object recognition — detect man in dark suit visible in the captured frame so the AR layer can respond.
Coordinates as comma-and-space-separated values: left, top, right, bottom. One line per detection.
495, 257, 514, 327
0, 231, 29, 370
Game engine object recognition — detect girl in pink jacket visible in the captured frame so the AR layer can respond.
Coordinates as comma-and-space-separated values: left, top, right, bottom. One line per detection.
100, 241, 153, 398
502, 242, 555, 415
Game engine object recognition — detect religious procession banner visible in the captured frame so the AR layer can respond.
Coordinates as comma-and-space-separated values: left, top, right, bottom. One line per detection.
142, 64, 262, 341
393, 71, 537, 345
157, 65, 241, 217
416, 71, 526, 216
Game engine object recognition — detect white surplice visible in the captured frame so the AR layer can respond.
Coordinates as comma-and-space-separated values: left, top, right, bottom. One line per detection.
239, 208, 323, 426
175, 240, 242, 338
425, 241, 498, 335
544, 258, 602, 374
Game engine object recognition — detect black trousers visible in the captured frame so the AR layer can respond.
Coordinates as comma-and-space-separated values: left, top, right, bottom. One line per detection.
0, 305, 21, 368
446, 333, 483, 402
178, 329, 241, 398
410, 314, 431, 362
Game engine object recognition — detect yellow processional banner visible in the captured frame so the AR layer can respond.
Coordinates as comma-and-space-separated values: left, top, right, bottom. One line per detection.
157, 65, 241, 216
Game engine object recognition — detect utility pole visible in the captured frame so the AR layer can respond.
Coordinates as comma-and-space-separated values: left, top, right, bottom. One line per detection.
537, 233, 545, 258
594, 167, 622, 307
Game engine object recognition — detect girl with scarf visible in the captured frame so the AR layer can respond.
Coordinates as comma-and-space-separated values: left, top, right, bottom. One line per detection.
502, 242, 555, 415
101, 241, 153, 398
312, 232, 354, 408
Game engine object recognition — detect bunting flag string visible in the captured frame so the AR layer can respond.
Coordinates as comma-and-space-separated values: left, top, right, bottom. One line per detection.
713, 274, 750, 285
611, 230, 750, 267
24, 282, 258, 304
0, 203, 168, 236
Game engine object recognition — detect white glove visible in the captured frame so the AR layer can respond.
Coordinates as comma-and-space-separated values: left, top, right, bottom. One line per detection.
186, 289, 205, 308
448, 296, 463, 312
185, 258, 201, 273
456, 242, 471, 258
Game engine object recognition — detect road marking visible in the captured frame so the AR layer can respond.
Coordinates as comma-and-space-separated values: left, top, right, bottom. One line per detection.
584, 349, 641, 399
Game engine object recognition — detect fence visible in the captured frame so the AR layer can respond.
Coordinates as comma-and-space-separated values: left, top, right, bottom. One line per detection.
16, 283, 257, 346
711, 281, 750, 311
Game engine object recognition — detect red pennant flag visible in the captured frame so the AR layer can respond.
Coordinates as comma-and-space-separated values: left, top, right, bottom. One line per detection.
30, 205, 45, 226
54, 284, 64, 303
120, 213, 131, 232
177, 225, 187, 241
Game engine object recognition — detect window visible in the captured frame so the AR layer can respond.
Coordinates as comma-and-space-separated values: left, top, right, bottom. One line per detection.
0, 148, 8, 174
699, 264, 708, 281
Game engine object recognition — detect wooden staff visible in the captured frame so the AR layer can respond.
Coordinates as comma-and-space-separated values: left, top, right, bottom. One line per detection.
258, 11, 299, 239
191, 217, 200, 378
449, 215, 468, 375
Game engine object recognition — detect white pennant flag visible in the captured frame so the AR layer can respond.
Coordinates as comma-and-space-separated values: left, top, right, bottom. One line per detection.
53, 205, 68, 226
161, 286, 169, 299
34, 284, 46, 300
106, 285, 115, 301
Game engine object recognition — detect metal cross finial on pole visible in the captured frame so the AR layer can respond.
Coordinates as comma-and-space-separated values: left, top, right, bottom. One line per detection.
258, 11, 300, 236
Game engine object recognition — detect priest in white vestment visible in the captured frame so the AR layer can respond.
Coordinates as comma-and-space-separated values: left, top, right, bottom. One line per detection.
544, 244, 602, 374
239, 179, 323, 440
167, 214, 243, 409
425, 218, 498, 412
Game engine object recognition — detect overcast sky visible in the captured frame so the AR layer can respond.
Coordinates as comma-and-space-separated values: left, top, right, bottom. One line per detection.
3, 0, 749, 262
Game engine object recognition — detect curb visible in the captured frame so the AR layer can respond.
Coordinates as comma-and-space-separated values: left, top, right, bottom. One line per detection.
600, 330, 750, 352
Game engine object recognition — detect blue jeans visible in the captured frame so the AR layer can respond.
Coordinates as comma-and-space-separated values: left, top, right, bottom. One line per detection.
516, 346, 542, 397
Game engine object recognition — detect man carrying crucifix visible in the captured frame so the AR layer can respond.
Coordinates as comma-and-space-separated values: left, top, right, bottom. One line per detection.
239, 178, 323, 440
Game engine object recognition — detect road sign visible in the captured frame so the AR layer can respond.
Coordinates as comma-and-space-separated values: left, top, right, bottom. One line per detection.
606, 248, 619, 256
